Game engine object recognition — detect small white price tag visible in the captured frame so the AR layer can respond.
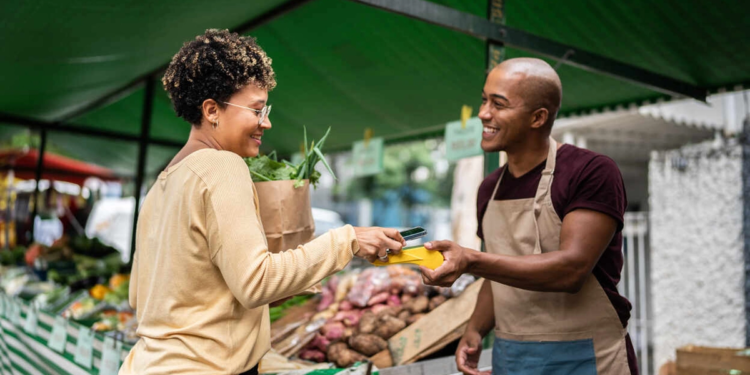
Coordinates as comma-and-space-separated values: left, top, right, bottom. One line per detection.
74, 326, 95, 369
99, 337, 123, 375
23, 305, 38, 335
10, 300, 22, 326
48, 316, 68, 353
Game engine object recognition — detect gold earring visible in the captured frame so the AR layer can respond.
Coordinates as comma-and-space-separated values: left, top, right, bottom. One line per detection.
213, 119, 218, 129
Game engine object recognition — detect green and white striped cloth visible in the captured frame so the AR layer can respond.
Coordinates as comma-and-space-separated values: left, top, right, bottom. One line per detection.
0, 293, 132, 375
0, 294, 380, 375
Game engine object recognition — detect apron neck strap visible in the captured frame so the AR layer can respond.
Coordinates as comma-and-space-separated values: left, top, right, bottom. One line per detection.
488, 138, 558, 202
533, 137, 558, 212
490, 162, 506, 202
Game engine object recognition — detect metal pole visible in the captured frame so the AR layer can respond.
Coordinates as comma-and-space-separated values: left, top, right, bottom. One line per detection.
0, 112, 183, 149
741, 92, 750, 346
481, 0, 504, 351
626, 213, 638, 353
129, 77, 155, 267
636, 212, 649, 375
483, 0, 503, 177
348, 0, 706, 102
30, 129, 47, 243
4, 169, 13, 249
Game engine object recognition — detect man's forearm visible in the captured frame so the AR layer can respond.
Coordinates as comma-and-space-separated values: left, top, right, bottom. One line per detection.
466, 279, 495, 336
466, 249, 589, 293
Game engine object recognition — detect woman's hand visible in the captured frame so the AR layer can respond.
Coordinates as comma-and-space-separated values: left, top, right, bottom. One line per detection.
352, 227, 406, 263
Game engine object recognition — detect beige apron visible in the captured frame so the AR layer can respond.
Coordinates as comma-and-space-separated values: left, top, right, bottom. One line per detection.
482, 138, 630, 374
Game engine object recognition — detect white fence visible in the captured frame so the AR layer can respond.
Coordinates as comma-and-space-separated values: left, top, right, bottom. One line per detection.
620, 211, 652, 374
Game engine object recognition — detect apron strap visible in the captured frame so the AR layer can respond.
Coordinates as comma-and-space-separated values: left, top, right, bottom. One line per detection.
489, 163, 506, 203
488, 138, 557, 212
534, 138, 558, 216
488, 138, 558, 254
532, 138, 558, 253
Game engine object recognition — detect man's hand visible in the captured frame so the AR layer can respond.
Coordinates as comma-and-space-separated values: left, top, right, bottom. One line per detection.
456, 329, 490, 375
419, 240, 472, 287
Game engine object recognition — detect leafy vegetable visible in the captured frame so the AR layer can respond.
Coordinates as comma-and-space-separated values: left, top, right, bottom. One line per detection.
245, 126, 336, 189
269, 294, 314, 322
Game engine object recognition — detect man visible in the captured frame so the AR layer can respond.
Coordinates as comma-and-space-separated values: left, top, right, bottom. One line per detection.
420, 58, 637, 374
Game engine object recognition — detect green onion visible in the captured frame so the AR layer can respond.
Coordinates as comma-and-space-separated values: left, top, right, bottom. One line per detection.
245, 126, 336, 189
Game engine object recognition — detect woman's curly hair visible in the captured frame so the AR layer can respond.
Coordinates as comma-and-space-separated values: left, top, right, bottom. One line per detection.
162, 29, 276, 125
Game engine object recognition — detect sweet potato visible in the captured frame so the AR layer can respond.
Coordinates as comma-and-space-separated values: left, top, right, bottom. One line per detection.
370, 304, 389, 315
326, 342, 346, 363
339, 300, 354, 311
374, 315, 407, 339
309, 334, 331, 353
375, 305, 403, 318
358, 311, 378, 334
367, 292, 390, 306
327, 342, 366, 368
317, 287, 335, 311
335, 274, 358, 302
342, 327, 357, 341
299, 349, 326, 363
349, 334, 388, 356
406, 295, 429, 314
397, 310, 411, 321
387, 295, 402, 307
401, 294, 413, 304
429, 295, 447, 311
333, 310, 363, 327
321, 322, 346, 341
406, 313, 425, 325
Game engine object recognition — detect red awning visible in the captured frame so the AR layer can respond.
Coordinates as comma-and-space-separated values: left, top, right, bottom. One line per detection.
0, 149, 118, 186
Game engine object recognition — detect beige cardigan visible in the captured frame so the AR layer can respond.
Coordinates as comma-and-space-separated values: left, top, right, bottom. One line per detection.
119, 149, 358, 374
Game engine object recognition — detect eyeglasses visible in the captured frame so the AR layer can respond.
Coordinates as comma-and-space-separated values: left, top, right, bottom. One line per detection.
221, 101, 272, 125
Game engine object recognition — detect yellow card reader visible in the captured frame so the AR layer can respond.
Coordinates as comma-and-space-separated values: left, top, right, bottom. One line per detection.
372, 245, 445, 270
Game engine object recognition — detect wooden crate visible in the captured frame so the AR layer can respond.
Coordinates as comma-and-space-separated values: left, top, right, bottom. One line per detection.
676, 345, 750, 375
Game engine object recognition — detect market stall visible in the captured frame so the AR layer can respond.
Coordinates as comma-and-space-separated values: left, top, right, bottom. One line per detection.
0, 244, 481, 375
0, 1, 748, 374
0, 236, 132, 375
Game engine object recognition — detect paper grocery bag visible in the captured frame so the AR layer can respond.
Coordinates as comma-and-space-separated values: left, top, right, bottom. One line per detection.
254, 179, 316, 254
254, 180, 320, 294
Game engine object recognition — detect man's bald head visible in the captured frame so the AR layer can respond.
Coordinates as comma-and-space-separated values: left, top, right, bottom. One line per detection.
492, 58, 562, 128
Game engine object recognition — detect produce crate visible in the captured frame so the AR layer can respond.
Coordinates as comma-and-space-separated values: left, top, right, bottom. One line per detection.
676, 345, 750, 375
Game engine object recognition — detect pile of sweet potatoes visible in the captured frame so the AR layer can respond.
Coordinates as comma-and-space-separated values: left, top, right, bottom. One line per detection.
287, 267, 470, 367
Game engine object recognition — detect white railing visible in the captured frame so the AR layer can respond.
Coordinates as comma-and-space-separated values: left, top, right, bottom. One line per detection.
620, 212, 652, 374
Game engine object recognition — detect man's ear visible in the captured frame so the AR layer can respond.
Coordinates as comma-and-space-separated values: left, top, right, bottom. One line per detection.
530, 107, 549, 130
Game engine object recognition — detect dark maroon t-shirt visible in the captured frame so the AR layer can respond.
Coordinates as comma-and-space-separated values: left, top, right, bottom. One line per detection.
477, 144, 638, 374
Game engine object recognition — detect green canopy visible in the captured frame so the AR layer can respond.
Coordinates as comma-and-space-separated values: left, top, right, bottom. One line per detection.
1, 0, 748, 170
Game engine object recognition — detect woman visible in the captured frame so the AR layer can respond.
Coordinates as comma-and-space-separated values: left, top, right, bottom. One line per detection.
119, 29, 404, 375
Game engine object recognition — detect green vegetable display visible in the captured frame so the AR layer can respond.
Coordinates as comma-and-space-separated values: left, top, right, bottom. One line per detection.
0, 246, 26, 266
103, 280, 129, 305
245, 126, 336, 189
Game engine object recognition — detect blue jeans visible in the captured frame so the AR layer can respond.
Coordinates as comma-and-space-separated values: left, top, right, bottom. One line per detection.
492, 337, 597, 375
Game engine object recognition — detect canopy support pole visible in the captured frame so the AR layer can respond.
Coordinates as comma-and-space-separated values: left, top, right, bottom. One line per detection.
29, 129, 47, 243
129, 77, 155, 267
348, 0, 707, 102
0, 112, 182, 149
483, 0, 503, 180
479, 0, 504, 352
